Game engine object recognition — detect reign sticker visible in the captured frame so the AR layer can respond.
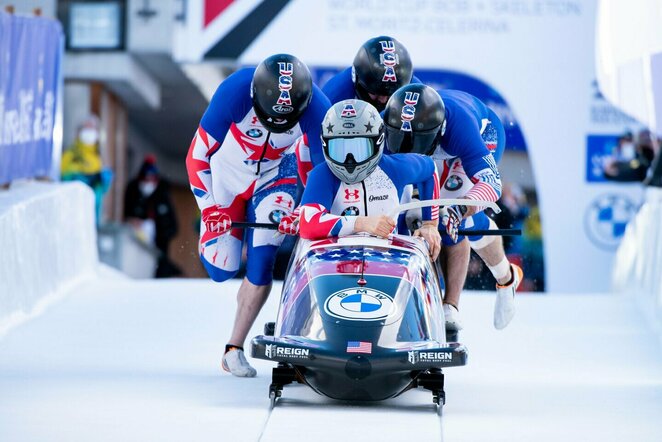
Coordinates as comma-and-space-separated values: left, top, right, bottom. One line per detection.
407, 350, 453, 364
265, 344, 310, 359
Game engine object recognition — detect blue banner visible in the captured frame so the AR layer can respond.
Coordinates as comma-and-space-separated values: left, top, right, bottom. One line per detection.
585, 134, 620, 183
0, 12, 63, 184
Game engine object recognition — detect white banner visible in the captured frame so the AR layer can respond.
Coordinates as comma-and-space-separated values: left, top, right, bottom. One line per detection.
596, 0, 662, 135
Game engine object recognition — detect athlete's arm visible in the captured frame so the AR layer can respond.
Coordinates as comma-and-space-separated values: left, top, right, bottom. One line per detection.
298, 166, 356, 239
446, 109, 502, 216
300, 85, 332, 168
459, 148, 502, 216
321, 67, 355, 104
294, 134, 313, 186
387, 154, 441, 257
298, 165, 395, 239
388, 154, 440, 222
185, 69, 252, 210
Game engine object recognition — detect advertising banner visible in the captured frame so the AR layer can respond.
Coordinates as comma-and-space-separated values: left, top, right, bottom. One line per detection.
0, 12, 63, 184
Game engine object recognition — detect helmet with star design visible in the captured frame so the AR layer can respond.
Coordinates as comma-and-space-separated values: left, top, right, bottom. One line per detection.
321, 99, 385, 184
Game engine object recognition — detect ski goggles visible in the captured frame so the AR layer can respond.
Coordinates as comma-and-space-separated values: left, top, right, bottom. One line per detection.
327, 137, 375, 163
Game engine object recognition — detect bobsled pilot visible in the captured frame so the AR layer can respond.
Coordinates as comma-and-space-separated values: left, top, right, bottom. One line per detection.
297, 99, 441, 260
186, 54, 330, 377
384, 83, 523, 332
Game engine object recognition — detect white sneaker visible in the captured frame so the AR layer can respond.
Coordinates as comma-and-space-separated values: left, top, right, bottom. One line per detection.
443, 303, 463, 331
222, 348, 257, 377
494, 264, 523, 330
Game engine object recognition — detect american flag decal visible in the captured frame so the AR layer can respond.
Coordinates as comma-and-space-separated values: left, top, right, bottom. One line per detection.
347, 341, 372, 354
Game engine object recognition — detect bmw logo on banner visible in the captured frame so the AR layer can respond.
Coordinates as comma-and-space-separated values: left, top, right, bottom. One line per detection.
584, 194, 638, 251
324, 288, 395, 321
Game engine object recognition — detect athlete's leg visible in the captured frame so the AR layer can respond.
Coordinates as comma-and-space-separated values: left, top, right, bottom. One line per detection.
227, 278, 272, 348
469, 212, 522, 330
226, 160, 298, 350
439, 235, 470, 330
466, 213, 512, 285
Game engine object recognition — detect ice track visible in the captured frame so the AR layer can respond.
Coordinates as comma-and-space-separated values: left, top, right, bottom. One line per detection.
1, 270, 662, 442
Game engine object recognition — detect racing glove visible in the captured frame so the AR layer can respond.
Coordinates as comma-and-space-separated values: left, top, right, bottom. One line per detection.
440, 205, 465, 243
201, 205, 232, 234
278, 207, 300, 236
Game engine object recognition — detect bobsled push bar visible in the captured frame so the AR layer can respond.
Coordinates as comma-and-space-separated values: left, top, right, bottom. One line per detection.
232, 198, 522, 236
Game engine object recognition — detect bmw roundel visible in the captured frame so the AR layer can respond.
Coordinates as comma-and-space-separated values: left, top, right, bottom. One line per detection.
444, 175, 463, 191
324, 288, 395, 321
246, 128, 263, 138
341, 206, 360, 216
269, 209, 286, 224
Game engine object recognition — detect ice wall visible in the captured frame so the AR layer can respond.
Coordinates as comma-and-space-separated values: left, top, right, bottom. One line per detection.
0, 181, 98, 335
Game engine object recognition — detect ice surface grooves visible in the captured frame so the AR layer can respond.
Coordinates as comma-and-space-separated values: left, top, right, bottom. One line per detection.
1, 278, 662, 441
260, 391, 444, 441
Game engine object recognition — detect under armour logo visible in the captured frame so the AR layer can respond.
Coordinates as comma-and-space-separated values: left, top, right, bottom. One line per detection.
345, 189, 360, 201
275, 195, 293, 208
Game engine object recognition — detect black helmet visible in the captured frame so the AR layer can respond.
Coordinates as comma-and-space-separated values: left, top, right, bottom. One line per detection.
352, 36, 413, 111
251, 54, 312, 133
383, 84, 446, 156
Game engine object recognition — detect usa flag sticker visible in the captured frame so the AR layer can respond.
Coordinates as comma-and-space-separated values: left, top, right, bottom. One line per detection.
347, 341, 372, 354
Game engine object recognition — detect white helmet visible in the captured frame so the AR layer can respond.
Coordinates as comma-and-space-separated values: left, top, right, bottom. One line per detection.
321, 99, 384, 184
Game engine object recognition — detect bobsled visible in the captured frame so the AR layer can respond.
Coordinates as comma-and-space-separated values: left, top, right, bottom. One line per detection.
251, 232, 467, 409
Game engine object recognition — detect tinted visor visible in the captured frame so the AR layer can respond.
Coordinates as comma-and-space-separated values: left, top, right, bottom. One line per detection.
327, 138, 375, 163
385, 124, 439, 155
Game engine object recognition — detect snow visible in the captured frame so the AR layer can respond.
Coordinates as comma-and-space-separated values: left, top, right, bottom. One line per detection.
1, 274, 662, 441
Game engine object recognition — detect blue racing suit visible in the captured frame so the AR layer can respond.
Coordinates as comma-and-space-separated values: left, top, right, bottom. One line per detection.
430, 89, 505, 246
186, 68, 330, 285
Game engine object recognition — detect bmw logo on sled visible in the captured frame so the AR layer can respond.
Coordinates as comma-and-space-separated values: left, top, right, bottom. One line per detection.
251, 233, 468, 410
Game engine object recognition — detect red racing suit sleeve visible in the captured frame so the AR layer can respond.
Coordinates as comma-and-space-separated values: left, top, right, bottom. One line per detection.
299, 203, 357, 240
186, 126, 222, 211
185, 69, 253, 211
294, 134, 313, 186
298, 164, 356, 240
463, 153, 502, 212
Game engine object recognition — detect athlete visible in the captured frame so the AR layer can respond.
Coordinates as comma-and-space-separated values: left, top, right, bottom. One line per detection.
298, 99, 441, 261
322, 35, 417, 110
186, 54, 330, 377
295, 36, 418, 184
384, 83, 523, 331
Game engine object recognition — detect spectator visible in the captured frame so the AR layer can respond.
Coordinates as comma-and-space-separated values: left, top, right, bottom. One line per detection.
61, 115, 112, 224
493, 182, 529, 253
124, 155, 182, 278
604, 129, 656, 182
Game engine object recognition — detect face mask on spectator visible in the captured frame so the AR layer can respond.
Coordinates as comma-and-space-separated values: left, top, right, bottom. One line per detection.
621, 142, 635, 159
139, 181, 157, 196
80, 128, 99, 145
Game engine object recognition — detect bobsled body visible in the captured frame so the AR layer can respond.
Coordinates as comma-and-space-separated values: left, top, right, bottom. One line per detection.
251, 234, 467, 402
